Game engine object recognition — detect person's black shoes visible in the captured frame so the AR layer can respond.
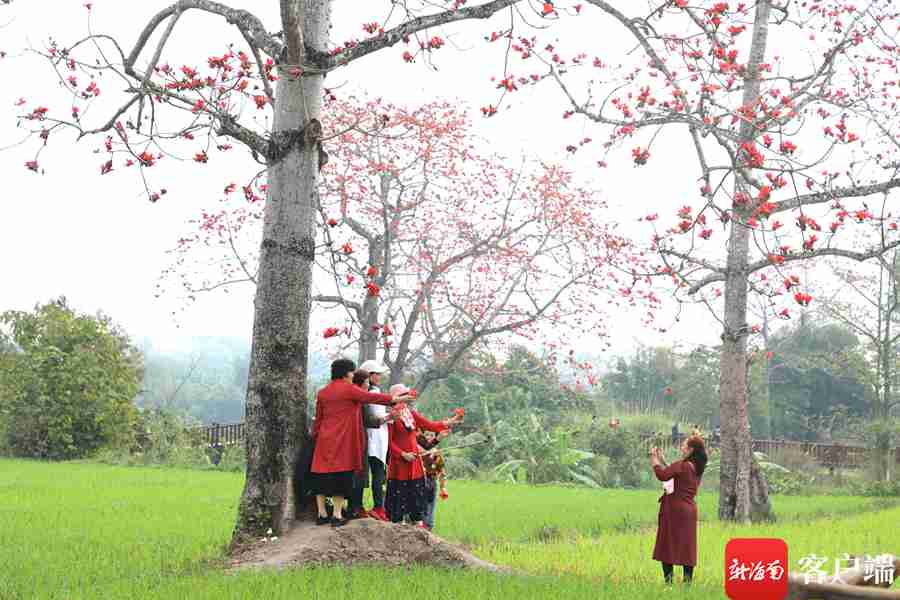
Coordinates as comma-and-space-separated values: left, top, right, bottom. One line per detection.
331, 516, 350, 528
316, 516, 330, 526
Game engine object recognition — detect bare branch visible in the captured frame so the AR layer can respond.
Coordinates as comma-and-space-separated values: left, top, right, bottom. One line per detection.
773, 179, 900, 215
315, 0, 524, 70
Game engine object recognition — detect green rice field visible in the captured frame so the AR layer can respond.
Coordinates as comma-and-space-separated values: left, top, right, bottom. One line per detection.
1, 459, 897, 599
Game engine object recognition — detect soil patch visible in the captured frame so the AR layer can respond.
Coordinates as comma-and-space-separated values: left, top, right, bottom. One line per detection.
229, 518, 505, 572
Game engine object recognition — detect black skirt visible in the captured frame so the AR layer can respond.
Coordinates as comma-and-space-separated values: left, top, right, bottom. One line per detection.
385, 477, 429, 522
309, 470, 354, 497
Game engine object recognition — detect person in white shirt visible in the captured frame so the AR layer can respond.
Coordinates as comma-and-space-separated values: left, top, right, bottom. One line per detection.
359, 359, 391, 521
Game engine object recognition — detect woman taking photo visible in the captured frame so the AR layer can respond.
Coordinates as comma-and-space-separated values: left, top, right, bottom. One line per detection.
650, 432, 708, 584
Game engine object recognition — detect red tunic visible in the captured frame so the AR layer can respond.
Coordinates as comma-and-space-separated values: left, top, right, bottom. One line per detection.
387, 408, 447, 481
652, 460, 700, 566
311, 380, 393, 474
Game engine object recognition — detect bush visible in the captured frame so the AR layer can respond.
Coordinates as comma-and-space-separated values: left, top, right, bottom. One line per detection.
0, 299, 141, 460
588, 425, 648, 488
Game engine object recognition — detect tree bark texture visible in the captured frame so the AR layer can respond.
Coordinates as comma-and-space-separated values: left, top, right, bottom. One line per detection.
233, 0, 330, 543
718, 0, 773, 523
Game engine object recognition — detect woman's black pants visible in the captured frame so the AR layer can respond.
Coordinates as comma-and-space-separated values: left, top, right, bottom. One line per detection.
663, 563, 694, 583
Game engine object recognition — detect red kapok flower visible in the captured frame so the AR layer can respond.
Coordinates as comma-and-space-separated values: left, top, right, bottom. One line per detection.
323, 327, 340, 339
366, 282, 381, 297
366, 265, 378, 278
327, 218, 338, 227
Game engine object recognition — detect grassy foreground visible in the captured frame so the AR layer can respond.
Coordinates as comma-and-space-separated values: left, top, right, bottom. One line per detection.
0, 459, 896, 599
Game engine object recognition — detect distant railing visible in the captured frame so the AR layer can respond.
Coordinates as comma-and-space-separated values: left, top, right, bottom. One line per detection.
193, 422, 245, 447
638, 433, 900, 469
193, 421, 898, 470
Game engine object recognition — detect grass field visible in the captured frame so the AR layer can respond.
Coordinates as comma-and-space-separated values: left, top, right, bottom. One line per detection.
1, 458, 897, 599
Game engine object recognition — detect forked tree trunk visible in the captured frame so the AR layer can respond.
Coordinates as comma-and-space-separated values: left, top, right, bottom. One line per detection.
233, 0, 330, 543
718, 0, 773, 522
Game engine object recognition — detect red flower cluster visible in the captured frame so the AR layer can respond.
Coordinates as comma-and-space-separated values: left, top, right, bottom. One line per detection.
793, 292, 812, 306
366, 282, 381, 297
323, 327, 340, 339
632, 147, 650, 165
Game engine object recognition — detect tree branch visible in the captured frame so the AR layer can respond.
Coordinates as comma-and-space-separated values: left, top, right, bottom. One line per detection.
773, 179, 900, 215
312, 295, 362, 316
314, 0, 524, 70
689, 240, 900, 294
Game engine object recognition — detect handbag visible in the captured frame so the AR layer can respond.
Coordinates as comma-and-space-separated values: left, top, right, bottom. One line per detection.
662, 478, 674, 495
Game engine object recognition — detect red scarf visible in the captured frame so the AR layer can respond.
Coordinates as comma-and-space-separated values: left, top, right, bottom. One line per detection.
392, 402, 416, 431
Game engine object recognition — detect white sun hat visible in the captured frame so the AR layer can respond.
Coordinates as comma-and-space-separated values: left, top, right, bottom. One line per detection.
359, 359, 389, 374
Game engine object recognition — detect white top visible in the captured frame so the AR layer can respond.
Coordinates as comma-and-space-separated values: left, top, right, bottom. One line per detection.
366, 385, 389, 464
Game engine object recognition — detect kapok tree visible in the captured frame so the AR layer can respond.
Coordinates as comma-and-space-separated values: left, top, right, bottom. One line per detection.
167, 96, 625, 390
817, 246, 900, 481
478, 0, 900, 521
11, 0, 586, 543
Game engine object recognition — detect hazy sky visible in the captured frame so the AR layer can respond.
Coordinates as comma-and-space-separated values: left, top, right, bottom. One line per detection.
0, 1, 721, 357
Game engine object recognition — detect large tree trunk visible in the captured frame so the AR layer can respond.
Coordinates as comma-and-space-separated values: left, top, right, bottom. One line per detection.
233, 0, 330, 544
718, 0, 773, 522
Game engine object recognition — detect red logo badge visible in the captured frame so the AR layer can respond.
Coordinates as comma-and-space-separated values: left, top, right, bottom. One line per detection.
725, 538, 788, 600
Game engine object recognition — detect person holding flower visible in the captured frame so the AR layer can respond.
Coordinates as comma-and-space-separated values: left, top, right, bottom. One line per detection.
417, 429, 448, 530
650, 432, 708, 584
384, 384, 462, 527
310, 359, 407, 528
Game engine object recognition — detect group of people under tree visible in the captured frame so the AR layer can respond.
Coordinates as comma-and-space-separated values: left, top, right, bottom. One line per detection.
302, 355, 707, 585
303, 358, 461, 529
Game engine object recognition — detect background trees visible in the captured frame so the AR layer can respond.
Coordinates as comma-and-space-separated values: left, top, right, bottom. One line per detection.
0, 298, 142, 459
171, 96, 624, 388
511, 0, 900, 522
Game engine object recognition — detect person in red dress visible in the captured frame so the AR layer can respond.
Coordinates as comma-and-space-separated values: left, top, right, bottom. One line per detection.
650, 432, 708, 584
384, 383, 462, 527
310, 359, 406, 528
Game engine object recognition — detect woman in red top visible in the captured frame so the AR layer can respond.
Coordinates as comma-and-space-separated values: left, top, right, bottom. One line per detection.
310, 359, 404, 527
384, 383, 461, 526
650, 433, 708, 584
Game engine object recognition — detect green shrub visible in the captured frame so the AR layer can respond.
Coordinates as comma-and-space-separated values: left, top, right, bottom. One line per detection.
0, 299, 141, 460
857, 479, 900, 497
588, 425, 648, 488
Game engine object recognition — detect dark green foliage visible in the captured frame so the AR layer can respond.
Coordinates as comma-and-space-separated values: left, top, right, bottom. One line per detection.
587, 425, 646, 488
0, 298, 141, 459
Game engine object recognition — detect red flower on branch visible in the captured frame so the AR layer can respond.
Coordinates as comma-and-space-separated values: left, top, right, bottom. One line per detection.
631, 146, 650, 165
366, 282, 381, 297
323, 327, 340, 339
341, 242, 353, 254
366, 265, 378, 278
793, 292, 812, 306
24, 160, 39, 172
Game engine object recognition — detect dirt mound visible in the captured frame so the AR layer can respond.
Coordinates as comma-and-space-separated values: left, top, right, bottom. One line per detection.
229, 518, 503, 572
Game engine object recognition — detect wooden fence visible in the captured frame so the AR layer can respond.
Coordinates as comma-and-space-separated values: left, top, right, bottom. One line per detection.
193, 422, 245, 447
194, 421, 898, 470
638, 433, 900, 470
